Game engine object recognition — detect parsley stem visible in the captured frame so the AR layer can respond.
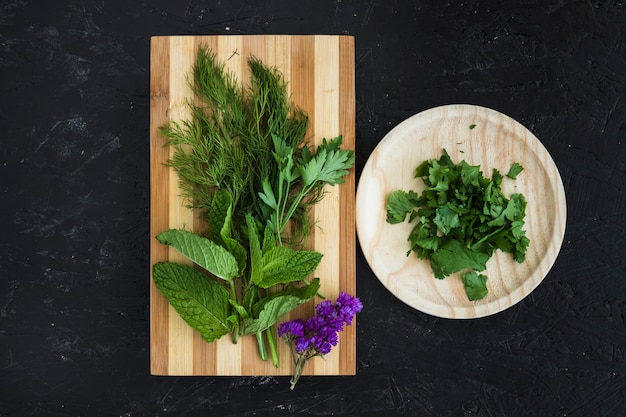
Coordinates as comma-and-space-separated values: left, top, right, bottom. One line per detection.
277, 183, 316, 242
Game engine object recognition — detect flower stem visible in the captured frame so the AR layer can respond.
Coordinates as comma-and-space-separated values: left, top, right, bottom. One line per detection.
290, 355, 307, 390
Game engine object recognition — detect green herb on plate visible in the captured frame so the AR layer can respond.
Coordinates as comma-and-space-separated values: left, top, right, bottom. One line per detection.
385, 149, 529, 301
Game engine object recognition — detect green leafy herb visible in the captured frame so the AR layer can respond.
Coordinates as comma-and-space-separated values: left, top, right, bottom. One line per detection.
469, 124, 477, 130
241, 278, 321, 335
430, 239, 490, 279
506, 162, 524, 179
385, 149, 529, 301
152, 45, 354, 367
153, 262, 232, 343
156, 229, 240, 281
461, 271, 489, 301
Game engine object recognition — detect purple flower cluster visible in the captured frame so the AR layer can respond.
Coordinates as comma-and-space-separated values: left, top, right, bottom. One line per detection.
278, 292, 363, 356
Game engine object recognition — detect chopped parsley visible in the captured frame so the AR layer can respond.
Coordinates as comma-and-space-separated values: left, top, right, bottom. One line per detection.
385, 149, 530, 301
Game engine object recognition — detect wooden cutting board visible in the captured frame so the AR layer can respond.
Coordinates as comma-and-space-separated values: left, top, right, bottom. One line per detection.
149, 35, 356, 376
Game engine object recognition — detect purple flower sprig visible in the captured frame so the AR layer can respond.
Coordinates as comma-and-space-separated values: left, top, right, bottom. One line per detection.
278, 292, 363, 389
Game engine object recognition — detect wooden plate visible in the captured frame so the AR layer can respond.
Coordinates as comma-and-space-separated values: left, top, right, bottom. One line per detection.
356, 104, 566, 319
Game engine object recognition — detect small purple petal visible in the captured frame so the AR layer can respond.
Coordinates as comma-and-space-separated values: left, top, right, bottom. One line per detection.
278, 319, 305, 338
283, 293, 362, 359
295, 336, 313, 353
315, 300, 334, 317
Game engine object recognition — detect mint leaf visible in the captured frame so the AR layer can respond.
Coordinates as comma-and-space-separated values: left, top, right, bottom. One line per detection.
461, 271, 488, 301
258, 246, 323, 288
156, 229, 240, 281
228, 299, 249, 319
261, 225, 277, 254
153, 262, 231, 342
240, 278, 321, 334
208, 189, 233, 244
210, 190, 247, 272
246, 214, 263, 286
242, 285, 260, 314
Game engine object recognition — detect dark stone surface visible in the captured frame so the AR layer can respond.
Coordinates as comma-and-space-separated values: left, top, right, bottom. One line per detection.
1, 1, 625, 416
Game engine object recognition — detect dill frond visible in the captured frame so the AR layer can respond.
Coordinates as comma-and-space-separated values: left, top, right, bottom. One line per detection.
162, 45, 310, 235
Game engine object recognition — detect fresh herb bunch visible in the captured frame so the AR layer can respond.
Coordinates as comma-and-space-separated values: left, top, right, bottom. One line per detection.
161, 46, 353, 245
278, 292, 363, 389
152, 45, 355, 367
386, 149, 529, 301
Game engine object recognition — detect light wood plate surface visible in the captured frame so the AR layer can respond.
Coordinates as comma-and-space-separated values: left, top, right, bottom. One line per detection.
356, 104, 566, 319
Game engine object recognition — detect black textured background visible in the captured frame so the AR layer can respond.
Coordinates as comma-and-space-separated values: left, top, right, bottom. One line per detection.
2, 1, 625, 416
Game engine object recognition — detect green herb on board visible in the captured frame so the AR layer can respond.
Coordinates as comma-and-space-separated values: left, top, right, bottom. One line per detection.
385, 149, 529, 301
469, 124, 477, 130
153, 45, 355, 367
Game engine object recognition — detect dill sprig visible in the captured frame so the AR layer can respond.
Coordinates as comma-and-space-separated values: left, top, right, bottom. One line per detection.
160, 45, 315, 241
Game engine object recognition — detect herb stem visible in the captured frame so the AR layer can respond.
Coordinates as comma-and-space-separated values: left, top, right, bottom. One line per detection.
277, 177, 292, 245
266, 325, 280, 368
277, 183, 316, 241
256, 332, 268, 361
229, 280, 239, 305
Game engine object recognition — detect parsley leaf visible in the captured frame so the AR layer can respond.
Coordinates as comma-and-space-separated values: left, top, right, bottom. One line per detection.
461, 271, 489, 301
386, 190, 419, 224
506, 162, 524, 179
430, 239, 490, 279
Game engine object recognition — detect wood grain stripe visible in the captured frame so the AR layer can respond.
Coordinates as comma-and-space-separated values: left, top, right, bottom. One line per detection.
311, 36, 341, 376
338, 35, 357, 374
166, 36, 196, 376
149, 35, 170, 376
